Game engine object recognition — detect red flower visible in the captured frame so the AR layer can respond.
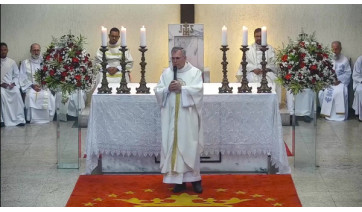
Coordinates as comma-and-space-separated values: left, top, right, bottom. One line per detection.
285, 74, 292, 80
49, 70, 55, 76
41, 81, 46, 85
72, 57, 79, 63
46, 55, 51, 61
317, 44, 322, 49
287, 65, 292, 69
299, 42, 305, 47
323, 53, 329, 58
43, 66, 48, 71
300, 53, 306, 58
74, 75, 81, 81
300, 62, 306, 68
61, 71, 68, 77
76, 81, 82, 87
282, 55, 288, 62
85, 75, 90, 80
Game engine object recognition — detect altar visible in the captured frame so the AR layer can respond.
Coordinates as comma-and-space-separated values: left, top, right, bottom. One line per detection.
85, 83, 290, 174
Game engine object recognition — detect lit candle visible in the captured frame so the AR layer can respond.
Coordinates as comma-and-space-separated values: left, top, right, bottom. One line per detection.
222, 25, 227, 46
261, 26, 267, 46
242, 26, 248, 46
121, 26, 127, 47
140, 26, 146, 47
101, 26, 107, 46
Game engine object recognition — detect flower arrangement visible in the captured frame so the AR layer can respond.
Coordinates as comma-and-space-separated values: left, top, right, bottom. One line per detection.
35, 33, 97, 101
276, 31, 337, 95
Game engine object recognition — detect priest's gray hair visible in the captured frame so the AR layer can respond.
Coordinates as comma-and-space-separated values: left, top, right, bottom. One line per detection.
332, 41, 342, 48
30, 43, 40, 51
171, 47, 186, 57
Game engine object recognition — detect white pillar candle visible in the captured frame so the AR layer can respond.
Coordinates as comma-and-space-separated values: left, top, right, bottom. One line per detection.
242, 26, 248, 46
101, 26, 107, 46
121, 26, 127, 47
261, 26, 267, 46
222, 25, 227, 46
140, 26, 146, 47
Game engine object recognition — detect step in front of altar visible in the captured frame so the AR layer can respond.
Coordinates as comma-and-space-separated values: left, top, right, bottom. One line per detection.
100, 154, 271, 174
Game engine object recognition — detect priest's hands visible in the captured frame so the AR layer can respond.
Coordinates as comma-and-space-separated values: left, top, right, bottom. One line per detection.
1, 83, 15, 89
31, 84, 41, 92
107, 67, 118, 76
169, 80, 181, 93
253, 69, 262, 75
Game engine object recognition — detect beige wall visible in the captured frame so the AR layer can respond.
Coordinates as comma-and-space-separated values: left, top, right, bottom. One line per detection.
196, 4, 362, 82
1, 4, 179, 83
1, 4, 362, 83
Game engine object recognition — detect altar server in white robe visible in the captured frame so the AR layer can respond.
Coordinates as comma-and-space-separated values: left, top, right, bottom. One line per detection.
1, 42, 25, 127
236, 28, 281, 102
236, 28, 277, 84
352, 55, 362, 121
19, 43, 55, 124
95, 27, 133, 84
154, 47, 204, 194
319, 41, 351, 121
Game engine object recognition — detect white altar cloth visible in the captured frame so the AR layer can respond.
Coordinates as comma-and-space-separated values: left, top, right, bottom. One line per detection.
85, 83, 290, 174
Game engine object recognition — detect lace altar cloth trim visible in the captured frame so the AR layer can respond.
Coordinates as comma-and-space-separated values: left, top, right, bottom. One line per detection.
85, 83, 290, 174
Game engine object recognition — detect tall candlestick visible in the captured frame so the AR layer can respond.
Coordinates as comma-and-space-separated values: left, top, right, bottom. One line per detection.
261, 26, 267, 46
222, 25, 227, 46
101, 26, 107, 47
140, 26, 146, 47
242, 26, 248, 46
121, 26, 127, 47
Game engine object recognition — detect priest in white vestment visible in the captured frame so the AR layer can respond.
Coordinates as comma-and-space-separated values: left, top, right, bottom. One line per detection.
95, 27, 133, 85
352, 55, 362, 121
1, 42, 25, 127
19, 43, 55, 124
154, 47, 204, 194
319, 41, 351, 121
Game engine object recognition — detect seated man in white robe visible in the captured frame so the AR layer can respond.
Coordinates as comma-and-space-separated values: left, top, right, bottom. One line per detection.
95, 27, 133, 85
236, 28, 281, 102
19, 43, 55, 124
352, 55, 362, 122
319, 41, 351, 121
236, 28, 277, 84
154, 47, 204, 194
1, 42, 25, 127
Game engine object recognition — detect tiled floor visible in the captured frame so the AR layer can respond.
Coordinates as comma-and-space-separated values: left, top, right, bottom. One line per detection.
1, 116, 361, 206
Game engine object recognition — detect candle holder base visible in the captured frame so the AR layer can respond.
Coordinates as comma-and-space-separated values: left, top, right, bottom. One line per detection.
257, 45, 272, 93
238, 45, 252, 93
136, 46, 150, 94
219, 45, 233, 94
97, 46, 112, 94
116, 46, 131, 94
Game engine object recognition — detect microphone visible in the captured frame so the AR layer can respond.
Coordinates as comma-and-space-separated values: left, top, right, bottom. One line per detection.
173, 66, 177, 81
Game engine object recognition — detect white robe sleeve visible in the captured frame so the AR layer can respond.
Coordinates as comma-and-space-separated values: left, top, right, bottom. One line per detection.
154, 69, 171, 107
181, 69, 203, 108
11, 61, 20, 86
337, 59, 351, 85
352, 56, 362, 90
19, 60, 32, 92
266, 46, 277, 73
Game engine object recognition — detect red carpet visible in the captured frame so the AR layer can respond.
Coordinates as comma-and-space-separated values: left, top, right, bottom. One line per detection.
285, 142, 293, 156
66, 174, 301, 207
